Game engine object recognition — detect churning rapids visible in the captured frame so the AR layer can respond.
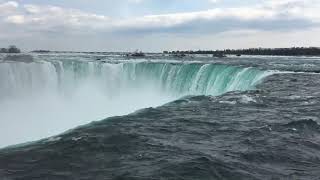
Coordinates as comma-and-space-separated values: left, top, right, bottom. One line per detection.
1, 53, 320, 180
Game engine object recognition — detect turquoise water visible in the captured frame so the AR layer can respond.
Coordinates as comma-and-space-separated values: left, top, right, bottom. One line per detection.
55, 61, 272, 98
122, 62, 271, 96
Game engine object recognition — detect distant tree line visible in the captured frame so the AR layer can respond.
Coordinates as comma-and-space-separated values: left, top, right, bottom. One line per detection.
164, 47, 320, 56
0, 45, 21, 53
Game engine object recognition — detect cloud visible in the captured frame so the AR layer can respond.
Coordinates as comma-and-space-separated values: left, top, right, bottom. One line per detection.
0, 1, 18, 15
5, 15, 24, 24
5, 0, 318, 31
2, 3, 110, 30
208, 0, 219, 3
0, 0, 319, 51
128, 0, 145, 3
112, 0, 319, 34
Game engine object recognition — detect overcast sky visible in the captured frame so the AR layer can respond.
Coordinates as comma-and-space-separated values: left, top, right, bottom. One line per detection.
0, 0, 319, 52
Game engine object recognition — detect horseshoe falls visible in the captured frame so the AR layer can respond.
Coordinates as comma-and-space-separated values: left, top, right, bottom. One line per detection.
0, 58, 271, 147
2, 54, 320, 180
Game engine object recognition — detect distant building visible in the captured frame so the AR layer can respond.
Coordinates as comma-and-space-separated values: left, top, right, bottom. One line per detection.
126, 50, 146, 57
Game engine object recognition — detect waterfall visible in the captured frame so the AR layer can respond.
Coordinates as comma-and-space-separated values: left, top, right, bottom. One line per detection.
0, 60, 273, 147
0, 61, 271, 100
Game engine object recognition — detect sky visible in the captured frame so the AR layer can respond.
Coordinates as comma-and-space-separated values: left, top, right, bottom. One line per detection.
0, 0, 319, 52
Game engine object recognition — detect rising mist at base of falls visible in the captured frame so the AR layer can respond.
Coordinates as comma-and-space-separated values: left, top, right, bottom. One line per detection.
0, 59, 272, 148
0, 89, 173, 148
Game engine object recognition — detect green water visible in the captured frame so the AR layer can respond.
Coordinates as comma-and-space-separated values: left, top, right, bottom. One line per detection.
120, 62, 272, 96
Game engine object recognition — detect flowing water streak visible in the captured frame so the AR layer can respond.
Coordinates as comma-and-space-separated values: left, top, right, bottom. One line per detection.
0, 60, 273, 147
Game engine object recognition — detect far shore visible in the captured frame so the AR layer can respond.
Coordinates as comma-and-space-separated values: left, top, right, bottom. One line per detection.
2, 47, 320, 57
